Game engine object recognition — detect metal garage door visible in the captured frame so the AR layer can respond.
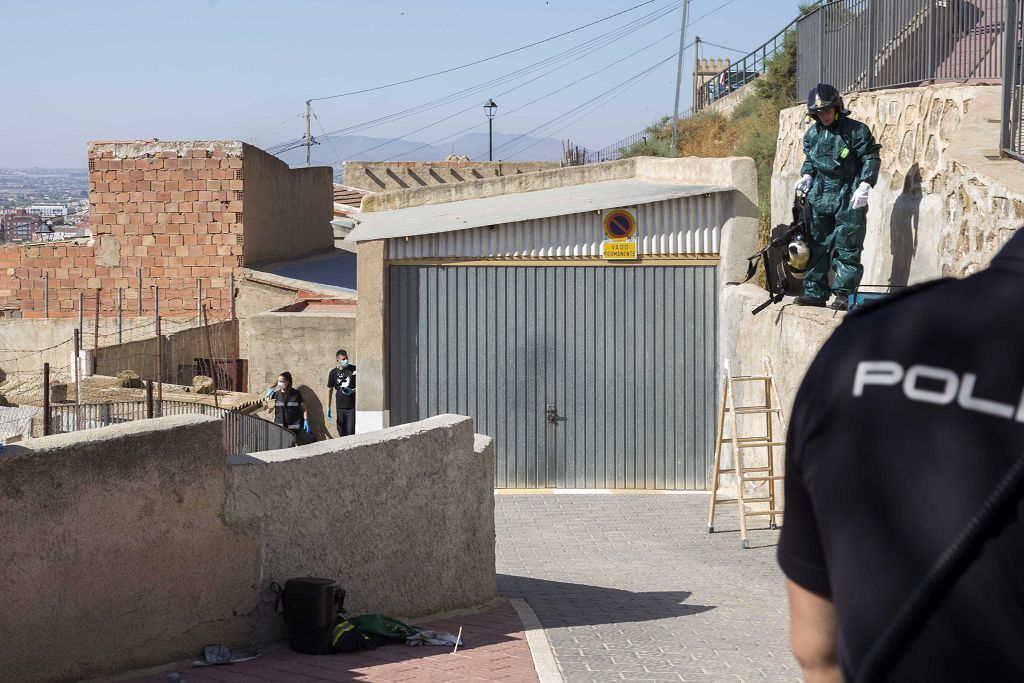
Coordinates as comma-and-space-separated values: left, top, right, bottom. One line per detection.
387, 265, 718, 490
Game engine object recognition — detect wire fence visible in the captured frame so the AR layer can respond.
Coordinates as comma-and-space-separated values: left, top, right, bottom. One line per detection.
0, 405, 41, 441
797, 0, 1008, 98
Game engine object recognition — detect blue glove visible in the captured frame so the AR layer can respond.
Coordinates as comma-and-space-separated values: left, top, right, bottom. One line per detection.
340, 387, 354, 396
303, 419, 310, 432
326, 407, 332, 418
265, 387, 274, 398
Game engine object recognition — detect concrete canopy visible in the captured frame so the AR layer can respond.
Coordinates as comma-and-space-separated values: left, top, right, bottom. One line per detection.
346, 178, 733, 242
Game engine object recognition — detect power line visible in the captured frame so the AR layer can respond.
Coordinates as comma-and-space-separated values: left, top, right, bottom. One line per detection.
701, 40, 749, 55
483, 51, 681, 161
270, 0, 741, 162
270, 1, 682, 155
690, 0, 744, 24
308, 0, 660, 102
343, 23, 686, 163
248, 115, 303, 144
380, 30, 686, 162
312, 110, 344, 173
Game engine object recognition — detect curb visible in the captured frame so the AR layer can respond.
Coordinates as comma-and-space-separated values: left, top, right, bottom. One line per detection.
507, 598, 564, 683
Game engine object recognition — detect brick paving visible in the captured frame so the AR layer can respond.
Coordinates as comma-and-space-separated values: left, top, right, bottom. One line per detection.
131, 601, 539, 683
496, 494, 800, 682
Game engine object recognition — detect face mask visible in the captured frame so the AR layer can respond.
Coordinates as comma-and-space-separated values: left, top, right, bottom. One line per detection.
340, 359, 349, 368
276, 381, 285, 390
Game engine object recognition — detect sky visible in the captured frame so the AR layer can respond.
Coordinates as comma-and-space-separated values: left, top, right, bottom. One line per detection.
3, 0, 808, 168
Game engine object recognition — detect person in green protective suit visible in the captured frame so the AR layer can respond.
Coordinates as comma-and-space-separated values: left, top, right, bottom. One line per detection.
793, 83, 881, 311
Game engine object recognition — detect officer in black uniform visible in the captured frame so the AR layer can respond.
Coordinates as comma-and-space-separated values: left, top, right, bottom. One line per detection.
266, 371, 308, 436
325, 349, 356, 437
778, 230, 1024, 682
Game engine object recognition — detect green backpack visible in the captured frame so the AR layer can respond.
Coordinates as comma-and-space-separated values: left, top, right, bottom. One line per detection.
348, 614, 419, 644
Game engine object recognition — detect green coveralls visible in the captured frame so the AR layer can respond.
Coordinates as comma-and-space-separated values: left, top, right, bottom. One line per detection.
800, 115, 881, 301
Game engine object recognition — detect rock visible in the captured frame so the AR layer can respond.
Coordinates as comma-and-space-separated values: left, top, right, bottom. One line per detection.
192, 375, 216, 395
117, 370, 142, 389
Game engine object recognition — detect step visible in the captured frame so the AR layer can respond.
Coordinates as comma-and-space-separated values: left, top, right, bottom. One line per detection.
740, 475, 784, 483
727, 406, 781, 414
711, 497, 775, 504
743, 509, 784, 516
732, 440, 785, 449
731, 375, 771, 382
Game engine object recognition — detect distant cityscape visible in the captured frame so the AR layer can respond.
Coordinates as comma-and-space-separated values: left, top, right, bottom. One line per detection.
0, 168, 89, 243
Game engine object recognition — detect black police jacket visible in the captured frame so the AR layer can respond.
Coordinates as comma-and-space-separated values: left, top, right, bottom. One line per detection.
778, 230, 1024, 681
273, 388, 304, 431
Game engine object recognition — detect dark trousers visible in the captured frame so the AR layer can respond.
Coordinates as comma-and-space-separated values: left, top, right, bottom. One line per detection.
336, 408, 356, 437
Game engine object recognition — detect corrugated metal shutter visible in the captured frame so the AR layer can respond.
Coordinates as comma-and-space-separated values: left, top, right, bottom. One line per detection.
387, 265, 718, 490
386, 195, 723, 259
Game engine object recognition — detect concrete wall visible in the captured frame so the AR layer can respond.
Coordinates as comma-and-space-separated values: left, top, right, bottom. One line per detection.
240, 310, 356, 439
94, 320, 235, 384
354, 239, 387, 433
235, 275, 304, 327
362, 158, 643, 212
772, 84, 1024, 284
228, 414, 496, 643
0, 416, 259, 683
344, 160, 561, 192
0, 413, 496, 682
704, 80, 755, 119
241, 144, 334, 267
0, 316, 198, 381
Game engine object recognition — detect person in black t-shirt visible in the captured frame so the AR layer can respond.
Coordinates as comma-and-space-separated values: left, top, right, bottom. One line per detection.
779, 229, 1024, 682
325, 349, 356, 437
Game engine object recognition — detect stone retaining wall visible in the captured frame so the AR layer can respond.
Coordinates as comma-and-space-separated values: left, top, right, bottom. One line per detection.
0, 414, 495, 682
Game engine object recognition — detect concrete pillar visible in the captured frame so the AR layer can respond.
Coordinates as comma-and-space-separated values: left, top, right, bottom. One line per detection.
355, 239, 389, 432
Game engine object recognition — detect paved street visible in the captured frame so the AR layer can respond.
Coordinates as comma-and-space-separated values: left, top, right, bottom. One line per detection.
496, 494, 800, 682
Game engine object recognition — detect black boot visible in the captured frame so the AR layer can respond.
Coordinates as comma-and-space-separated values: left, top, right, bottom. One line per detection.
830, 298, 849, 311
794, 296, 827, 307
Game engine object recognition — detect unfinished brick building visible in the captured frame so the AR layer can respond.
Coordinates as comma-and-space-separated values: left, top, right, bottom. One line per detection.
0, 141, 333, 319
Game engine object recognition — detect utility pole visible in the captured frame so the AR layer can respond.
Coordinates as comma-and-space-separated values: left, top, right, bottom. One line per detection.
305, 100, 312, 167
693, 36, 701, 111
670, 0, 690, 158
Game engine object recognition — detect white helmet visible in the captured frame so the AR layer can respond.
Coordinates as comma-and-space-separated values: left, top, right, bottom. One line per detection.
787, 237, 810, 279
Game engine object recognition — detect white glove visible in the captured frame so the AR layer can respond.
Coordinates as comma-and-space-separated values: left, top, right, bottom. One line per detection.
851, 181, 871, 209
794, 174, 813, 193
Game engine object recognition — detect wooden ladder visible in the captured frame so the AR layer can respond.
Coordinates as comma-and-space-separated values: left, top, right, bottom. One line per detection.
708, 358, 787, 548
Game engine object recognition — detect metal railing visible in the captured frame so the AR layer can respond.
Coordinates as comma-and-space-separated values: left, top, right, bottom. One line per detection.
1001, 0, 1024, 159
797, 0, 1008, 98
695, 18, 800, 111
585, 106, 698, 164
48, 400, 296, 455
586, 130, 651, 164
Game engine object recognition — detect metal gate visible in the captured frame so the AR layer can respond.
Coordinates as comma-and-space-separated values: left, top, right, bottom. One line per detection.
387, 265, 718, 490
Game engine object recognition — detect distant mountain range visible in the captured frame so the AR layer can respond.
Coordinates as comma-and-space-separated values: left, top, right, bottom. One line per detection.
276, 131, 578, 174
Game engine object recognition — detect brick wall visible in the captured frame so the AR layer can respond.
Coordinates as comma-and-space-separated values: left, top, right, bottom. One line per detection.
0, 141, 333, 319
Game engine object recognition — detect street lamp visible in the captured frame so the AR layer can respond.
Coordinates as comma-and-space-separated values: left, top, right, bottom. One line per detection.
484, 99, 498, 161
